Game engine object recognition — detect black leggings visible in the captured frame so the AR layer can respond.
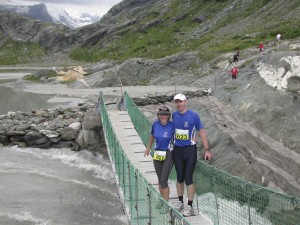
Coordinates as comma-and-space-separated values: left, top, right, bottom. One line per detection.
173, 145, 197, 186
153, 150, 173, 188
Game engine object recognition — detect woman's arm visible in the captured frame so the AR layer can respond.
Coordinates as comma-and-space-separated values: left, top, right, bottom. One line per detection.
144, 135, 154, 156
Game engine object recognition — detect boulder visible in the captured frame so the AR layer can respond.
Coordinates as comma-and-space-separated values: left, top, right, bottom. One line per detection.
60, 127, 78, 140
24, 131, 43, 146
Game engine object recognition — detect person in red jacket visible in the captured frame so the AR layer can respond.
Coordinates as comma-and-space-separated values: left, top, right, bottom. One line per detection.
259, 42, 264, 52
231, 67, 238, 80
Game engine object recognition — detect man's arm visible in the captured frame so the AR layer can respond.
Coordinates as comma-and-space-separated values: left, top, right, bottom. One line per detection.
199, 129, 212, 161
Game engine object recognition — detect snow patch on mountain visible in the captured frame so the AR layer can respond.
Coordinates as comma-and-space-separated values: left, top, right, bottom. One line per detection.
67, 10, 101, 28
257, 56, 300, 90
47, 6, 100, 28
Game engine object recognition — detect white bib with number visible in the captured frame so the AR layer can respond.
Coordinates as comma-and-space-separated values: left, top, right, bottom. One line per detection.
153, 150, 167, 161
175, 129, 189, 140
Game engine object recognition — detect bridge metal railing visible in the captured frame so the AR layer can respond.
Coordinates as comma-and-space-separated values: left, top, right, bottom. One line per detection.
124, 91, 300, 225
99, 91, 191, 225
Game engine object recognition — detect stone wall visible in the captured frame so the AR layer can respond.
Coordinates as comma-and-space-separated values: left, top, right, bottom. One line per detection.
0, 102, 105, 154
131, 89, 209, 106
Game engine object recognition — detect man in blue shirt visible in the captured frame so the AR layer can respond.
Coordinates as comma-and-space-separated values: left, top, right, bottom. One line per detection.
172, 93, 212, 217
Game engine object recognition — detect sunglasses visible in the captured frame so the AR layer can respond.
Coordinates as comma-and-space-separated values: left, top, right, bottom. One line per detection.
159, 113, 169, 116
159, 107, 169, 111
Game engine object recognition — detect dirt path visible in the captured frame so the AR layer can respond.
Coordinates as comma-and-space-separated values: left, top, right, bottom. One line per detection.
4, 79, 198, 99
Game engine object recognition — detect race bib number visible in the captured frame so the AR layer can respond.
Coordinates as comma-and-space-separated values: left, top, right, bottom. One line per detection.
153, 150, 166, 161
175, 129, 189, 140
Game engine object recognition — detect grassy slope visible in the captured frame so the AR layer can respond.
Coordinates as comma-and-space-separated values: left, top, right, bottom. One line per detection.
0, 39, 45, 65
69, 0, 300, 62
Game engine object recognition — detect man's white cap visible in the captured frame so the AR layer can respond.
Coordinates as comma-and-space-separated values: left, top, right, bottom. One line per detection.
174, 93, 186, 101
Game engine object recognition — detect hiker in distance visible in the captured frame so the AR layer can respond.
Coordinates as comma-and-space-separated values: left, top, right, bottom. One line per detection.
231, 66, 239, 85
233, 50, 239, 62
276, 33, 281, 45
231, 66, 238, 79
144, 106, 174, 211
259, 42, 264, 52
172, 93, 212, 217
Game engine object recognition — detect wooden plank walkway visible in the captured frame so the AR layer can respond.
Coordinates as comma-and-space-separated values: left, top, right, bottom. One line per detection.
107, 109, 212, 225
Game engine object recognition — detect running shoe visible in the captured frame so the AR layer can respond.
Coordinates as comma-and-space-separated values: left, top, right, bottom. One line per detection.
174, 201, 184, 212
183, 205, 196, 217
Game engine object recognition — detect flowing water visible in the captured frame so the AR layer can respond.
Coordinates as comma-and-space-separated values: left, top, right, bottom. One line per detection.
0, 73, 129, 225
0, 146, 128, 225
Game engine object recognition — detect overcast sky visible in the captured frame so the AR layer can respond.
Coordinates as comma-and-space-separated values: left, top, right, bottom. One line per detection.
5, 0, 122, 16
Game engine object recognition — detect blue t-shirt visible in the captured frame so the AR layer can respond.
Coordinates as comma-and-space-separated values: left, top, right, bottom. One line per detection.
151, 120, 174, 151
172, 109, 203, 147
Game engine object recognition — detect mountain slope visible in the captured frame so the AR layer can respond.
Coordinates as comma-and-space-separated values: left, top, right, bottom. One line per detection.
1, 0, 300, 64
0, 10, 80, 64
0, 2, 100, 28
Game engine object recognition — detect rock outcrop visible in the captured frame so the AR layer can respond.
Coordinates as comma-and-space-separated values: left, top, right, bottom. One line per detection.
56, 66, 87, 82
